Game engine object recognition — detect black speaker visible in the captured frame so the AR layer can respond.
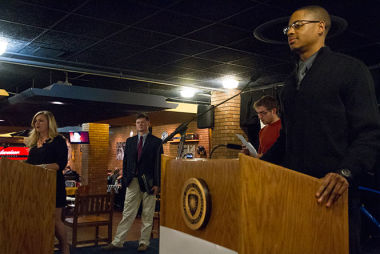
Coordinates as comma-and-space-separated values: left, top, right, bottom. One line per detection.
197, 105, 214, 129
240, 91, 260, 127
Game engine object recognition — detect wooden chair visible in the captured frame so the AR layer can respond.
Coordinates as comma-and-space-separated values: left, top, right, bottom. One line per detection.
63, 192, 114, 248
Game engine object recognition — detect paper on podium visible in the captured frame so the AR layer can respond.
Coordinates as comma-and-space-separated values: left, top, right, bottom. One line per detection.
236, 134, 258, 157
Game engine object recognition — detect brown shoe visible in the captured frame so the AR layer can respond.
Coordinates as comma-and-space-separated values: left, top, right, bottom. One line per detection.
101, 243, 122, 251
137, 243, 148, 252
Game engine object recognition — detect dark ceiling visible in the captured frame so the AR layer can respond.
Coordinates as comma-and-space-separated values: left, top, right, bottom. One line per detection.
0, 0, 379, 128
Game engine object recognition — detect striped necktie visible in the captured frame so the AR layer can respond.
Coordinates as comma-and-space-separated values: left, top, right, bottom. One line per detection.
297, 62, 308, 90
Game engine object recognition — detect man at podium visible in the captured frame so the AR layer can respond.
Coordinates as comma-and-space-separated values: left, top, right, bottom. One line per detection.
261, 5, 380, 254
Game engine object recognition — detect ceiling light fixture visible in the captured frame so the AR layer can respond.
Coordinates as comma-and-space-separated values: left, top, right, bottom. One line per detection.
180, 87, 197, 98
51, 101, 64, 105
0, 39, 8, 55
222, 76, 239, 89
0, 89, 9, 96
0, 119, 5, 122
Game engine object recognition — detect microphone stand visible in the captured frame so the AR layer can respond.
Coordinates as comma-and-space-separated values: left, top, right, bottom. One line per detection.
176, 126, 188, 159
209, 144, 226, 159
153, 75, 259, 189
162, 75, 258, 159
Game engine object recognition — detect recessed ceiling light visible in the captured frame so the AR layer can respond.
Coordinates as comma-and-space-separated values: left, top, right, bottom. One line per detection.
0, 89, 9, 96
0, 119, 5, 122
180, 87, 196, 98
0, 39, 8, 55
51, 101, 64, 105
222, 76, 239, 89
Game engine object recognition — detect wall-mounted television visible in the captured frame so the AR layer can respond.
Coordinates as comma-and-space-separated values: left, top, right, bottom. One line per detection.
69, 131, 90, 144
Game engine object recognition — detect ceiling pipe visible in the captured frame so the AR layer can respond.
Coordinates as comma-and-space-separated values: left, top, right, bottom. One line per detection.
242, 82, 284, 93
0, 53, 225, 92
166, 97, 210, 105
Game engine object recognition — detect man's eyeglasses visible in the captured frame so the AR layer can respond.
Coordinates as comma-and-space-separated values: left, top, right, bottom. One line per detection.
283, 20, 321, 35
257, 111, 270, 116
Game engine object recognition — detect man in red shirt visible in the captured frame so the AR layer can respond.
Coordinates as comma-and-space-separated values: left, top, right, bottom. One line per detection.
254, 95, 281, 157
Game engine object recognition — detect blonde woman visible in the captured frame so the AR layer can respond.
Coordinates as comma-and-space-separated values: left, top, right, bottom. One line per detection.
26, 111, 69, 254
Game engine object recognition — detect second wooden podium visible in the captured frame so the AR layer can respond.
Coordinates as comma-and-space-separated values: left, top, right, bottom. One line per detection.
0, 159, 56, 254
160, 154, 348, 254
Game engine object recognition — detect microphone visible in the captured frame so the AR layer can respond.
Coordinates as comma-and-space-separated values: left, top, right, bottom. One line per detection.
226, 144, 242, 150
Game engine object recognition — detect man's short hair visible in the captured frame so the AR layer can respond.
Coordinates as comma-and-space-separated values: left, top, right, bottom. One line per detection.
254, 95, 278, 110
297, 5, 331, 34
136, 113, 149, 121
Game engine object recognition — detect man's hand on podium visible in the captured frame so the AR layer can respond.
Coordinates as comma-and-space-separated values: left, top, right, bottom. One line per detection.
240, 146, 250, 155
240, 146, 262, 158
151, 186, 159, 196
315, 173, 349, 208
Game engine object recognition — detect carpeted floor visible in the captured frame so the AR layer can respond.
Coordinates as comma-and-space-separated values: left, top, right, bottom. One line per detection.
53, 237, 380, 254
362, 237, 380, 254
55, 239, 159, 254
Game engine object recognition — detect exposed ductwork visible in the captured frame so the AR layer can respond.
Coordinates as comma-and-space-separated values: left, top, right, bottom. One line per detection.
1, 84, 178, 127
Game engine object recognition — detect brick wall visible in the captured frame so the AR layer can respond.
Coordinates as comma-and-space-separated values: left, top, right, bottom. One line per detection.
68, 119, 211, 191
107, 121, 210, 170
81, 123, 109, 194
211, 90, 246, 158
152, 121, 210, 158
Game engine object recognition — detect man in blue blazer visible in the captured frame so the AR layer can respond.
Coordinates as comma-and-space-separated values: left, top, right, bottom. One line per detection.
103, 113, 163, 252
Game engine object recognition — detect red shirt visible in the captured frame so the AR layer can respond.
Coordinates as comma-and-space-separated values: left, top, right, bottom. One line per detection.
258, 119, 282, 154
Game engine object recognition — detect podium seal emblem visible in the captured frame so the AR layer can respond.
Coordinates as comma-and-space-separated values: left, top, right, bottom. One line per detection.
181, 178, 211, 230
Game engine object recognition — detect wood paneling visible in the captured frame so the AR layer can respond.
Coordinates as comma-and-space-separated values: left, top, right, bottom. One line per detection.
161, 154, 349, 254
0, 159, 56, 254
239, 154, 349, 254
161, 156, 240, 251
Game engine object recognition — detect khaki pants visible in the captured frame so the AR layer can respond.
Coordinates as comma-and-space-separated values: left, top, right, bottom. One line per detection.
112, 177, 156, 247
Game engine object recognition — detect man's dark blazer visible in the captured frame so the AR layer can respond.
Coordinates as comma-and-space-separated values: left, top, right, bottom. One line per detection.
261, 46, 380, 254
122, 133, 163, 189
262, 47, 380, 181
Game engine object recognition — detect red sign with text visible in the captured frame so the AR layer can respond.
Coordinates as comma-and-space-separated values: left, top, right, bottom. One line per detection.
0, 147, 29, 160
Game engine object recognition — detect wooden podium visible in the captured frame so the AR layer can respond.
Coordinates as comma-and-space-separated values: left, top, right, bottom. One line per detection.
160, 154, 349, 254
0, 159, 56, 254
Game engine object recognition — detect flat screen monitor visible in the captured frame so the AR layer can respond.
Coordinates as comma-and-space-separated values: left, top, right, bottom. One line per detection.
69, 131, 90, 144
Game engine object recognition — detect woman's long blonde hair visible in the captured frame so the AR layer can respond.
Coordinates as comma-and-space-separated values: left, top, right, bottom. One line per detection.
25, 111, 59, 147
